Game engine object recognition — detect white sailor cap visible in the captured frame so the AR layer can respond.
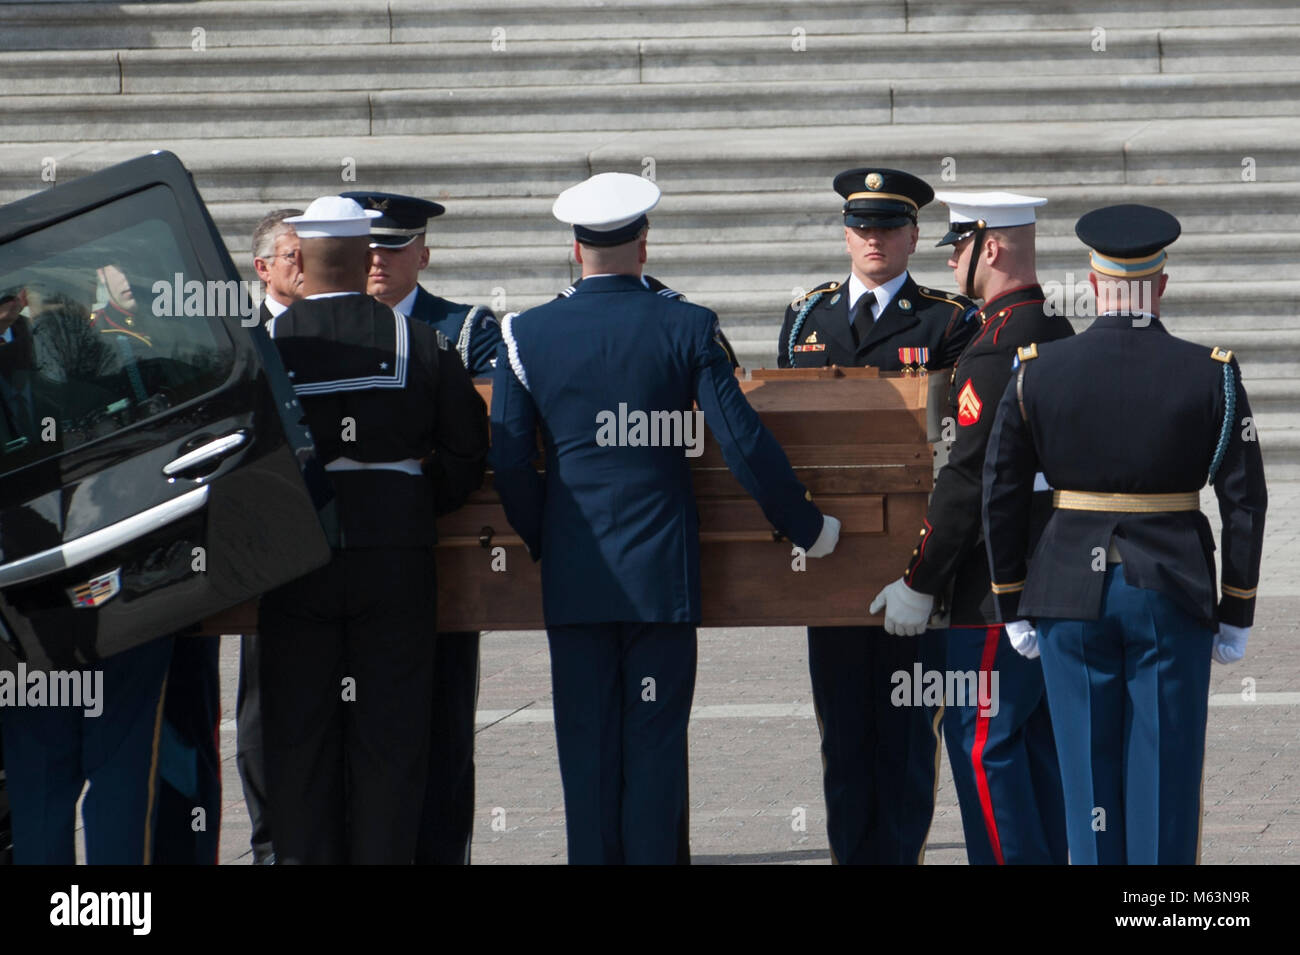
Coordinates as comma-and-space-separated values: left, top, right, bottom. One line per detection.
286, 196, 382, 239
552, 172, 661, 247
933, 191, 1048, 246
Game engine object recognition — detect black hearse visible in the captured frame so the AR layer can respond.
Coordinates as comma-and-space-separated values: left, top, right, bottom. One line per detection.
0, 151, 330, 673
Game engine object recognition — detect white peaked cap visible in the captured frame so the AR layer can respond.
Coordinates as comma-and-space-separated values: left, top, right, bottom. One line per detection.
552, 172, 662, 231
933, 190, 1048, 229
286, 196, 383, 239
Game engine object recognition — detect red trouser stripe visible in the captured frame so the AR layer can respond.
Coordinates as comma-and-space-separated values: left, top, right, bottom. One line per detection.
970, 625, 1005, 866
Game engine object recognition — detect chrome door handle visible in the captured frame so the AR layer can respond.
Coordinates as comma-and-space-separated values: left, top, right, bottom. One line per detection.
163, 431, 248, 477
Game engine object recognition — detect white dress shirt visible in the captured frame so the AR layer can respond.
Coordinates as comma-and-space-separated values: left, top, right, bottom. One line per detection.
847, 270, 909, 325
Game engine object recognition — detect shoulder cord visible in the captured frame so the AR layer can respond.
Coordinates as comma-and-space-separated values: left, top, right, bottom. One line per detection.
786, 291, 825, 366
458, 305, 483, 369
501, 311, 529, 392
1208, 362, 1236, 484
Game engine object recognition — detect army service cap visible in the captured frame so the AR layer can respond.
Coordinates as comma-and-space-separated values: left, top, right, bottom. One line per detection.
933, 190, 1048, 246
340, 191, 446, 249
1076, 204, 1181, 278
834, 168, 934, 229
553, 172, 661, 247
286, 196, 382, 239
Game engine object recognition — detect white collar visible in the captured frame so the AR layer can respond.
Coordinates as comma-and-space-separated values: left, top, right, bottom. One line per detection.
263, 294, 291, 318
305, 291, 363, 300
848, 270, 909, 316
391, 286, 419, 317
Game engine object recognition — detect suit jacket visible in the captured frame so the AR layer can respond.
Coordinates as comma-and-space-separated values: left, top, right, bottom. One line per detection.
902, 284, 1074, 623
983, 314, 1267, 627
776, 272, 977, 371
408, 285, 501, 377
491, 274, 825, 626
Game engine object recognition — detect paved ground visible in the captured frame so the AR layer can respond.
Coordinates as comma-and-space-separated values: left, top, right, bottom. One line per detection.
211, 481, 1300, 865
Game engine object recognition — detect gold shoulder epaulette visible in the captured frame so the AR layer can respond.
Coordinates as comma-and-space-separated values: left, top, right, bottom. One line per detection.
1018, 343, 1039, 362
1211, 346, 1233, 363
791, 280, 840, 308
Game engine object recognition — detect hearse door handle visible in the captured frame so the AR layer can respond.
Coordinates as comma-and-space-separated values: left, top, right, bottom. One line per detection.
162, 430, 249, 477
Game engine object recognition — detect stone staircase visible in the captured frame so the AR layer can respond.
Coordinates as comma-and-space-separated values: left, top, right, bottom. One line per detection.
1, 0, 1297, 472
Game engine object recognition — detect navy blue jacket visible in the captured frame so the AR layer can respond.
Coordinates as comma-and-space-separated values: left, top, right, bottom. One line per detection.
983, 314, 1267, 627
408, 285, 501, 377
491, 274, 825, 626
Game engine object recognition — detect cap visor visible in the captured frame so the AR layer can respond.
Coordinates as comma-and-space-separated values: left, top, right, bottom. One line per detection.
844, 213, 913, 230
368, 234, 419, 249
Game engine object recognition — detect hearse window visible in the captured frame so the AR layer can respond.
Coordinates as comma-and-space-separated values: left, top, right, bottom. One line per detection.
0, 185, 235, 475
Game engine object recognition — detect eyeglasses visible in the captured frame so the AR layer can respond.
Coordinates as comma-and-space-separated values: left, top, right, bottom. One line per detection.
258, 252, 298, 264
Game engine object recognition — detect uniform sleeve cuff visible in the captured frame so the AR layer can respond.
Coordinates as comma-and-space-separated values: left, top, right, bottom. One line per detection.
805, 514, 840, 558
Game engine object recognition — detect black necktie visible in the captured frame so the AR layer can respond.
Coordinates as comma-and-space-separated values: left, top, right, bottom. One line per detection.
849, 295, 873, 348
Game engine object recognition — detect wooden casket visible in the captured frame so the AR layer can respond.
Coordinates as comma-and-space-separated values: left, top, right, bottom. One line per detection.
199, 368, 932, 634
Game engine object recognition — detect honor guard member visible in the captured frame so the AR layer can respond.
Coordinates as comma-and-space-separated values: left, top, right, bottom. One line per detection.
342, 190, 501, 865
872, 192, 1071, 865
235, 208, 303, 866
258, 196, 489, 864
778, 167, 977, 865
982, 204, 1268, 865
492, 173, 841, 864
777, 168, 976, 372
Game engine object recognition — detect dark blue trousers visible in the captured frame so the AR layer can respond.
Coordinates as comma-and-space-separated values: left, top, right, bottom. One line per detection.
2, 635, 173, 864
942, 624, 1067, 865
1038, 567, 1214, 865
416, 630, 479, 865
547, 622, 696, 865
153, 634, 222, 865
807, 626, 944, 864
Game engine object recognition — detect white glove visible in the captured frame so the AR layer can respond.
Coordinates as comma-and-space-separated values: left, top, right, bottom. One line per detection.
805, 514, 840, 558
1212, 623, 1250, 665
869, 577, 935, 636
1005, 619, 1039, 659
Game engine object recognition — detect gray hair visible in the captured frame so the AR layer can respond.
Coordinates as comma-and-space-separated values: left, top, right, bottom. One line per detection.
251, 208, 303, 262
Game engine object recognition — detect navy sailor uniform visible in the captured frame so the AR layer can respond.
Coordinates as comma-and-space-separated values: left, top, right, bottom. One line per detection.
259, 292, 488, 864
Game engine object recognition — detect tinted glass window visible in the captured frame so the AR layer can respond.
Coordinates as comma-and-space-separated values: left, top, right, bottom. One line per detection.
0, 185, 235, 474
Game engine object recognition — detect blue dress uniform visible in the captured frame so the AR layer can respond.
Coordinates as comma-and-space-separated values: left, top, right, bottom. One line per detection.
982, 205, 1268, 865
2, 636, 174, 864
890, 192, 1071, 866
406, 285, 500, 867
492, 173, 838, 864
343, 190, 503, 865
778, 168, 977, 865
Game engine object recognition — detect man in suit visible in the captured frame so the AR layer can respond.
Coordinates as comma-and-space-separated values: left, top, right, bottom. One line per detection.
872, 192, 1071, 865
492, 173, 841, 864
983, 204, 1268, 864
257, 197, 489, 863
340, 190, 500, 865
252, 208, 304, 325
777, 167, 977, 865
232, 208, 302, 865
